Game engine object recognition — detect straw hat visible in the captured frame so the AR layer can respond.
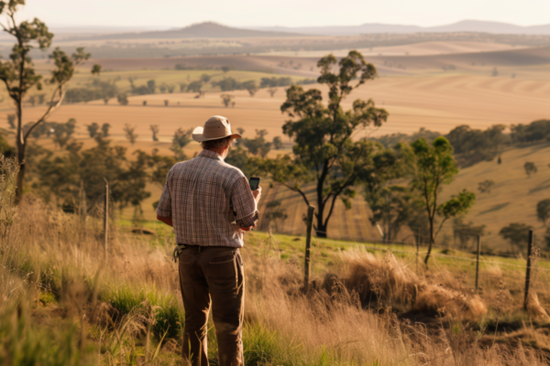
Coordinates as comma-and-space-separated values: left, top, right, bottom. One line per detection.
192, 115, 242, 142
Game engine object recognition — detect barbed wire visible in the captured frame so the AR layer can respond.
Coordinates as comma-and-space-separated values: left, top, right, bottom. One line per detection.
119, 215, 548, 271
314, 237, 550, 272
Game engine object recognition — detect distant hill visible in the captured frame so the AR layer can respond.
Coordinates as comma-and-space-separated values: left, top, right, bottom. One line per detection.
67, 22, 304, 41
250, 20, 550, 36
369, 46, 550, 68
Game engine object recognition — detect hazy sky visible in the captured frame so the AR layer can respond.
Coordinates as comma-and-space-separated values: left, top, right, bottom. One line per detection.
16, 0, 550, 28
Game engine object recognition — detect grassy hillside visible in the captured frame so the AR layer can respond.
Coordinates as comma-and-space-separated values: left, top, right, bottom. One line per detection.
441, 143, 550, 251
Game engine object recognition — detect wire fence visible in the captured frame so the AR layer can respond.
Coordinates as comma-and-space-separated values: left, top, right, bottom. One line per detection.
265, 215, 550, 310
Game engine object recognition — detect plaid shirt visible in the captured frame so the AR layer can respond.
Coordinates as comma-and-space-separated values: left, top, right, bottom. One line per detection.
157, 149, 258, 247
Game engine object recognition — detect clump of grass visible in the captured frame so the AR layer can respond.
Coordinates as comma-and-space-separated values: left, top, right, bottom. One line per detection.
105, 284, 184, 340
339, 248, 488, 318
39, 291, 56, 306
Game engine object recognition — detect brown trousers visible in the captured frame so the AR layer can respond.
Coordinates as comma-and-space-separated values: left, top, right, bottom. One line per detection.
178, 246, 244, 366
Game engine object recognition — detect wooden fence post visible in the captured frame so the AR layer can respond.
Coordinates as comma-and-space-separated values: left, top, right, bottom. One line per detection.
524, 229, 534, 311
103, 177, 109, 259
475, 235, 481, 291
304, 205, 315, 292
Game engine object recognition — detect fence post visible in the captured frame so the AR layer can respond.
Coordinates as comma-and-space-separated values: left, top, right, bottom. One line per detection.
304, 205, 315, 292
103, 177, 109, 259
475, 235, 481, 291
524, 229, 534, 310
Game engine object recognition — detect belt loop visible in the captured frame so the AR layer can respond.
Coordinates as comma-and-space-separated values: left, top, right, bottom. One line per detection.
198, 246, 202, 254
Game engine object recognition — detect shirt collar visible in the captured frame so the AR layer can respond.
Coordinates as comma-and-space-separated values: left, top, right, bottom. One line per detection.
199, 149, 224, 161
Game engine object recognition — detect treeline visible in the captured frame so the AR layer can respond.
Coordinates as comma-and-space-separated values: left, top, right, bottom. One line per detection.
64, 73, 316, 104
14, 118, 175, 215
373, 119, 550, 167
48, 33, 550, 60
65, 79, 118, 104
9, 117, 283, 217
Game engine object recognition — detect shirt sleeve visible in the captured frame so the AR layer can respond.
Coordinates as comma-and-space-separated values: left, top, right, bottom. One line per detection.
156, 169, 172, 218
230, 176, 259, 228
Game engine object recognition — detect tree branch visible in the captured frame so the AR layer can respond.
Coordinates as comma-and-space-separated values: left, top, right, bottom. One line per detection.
23, 85, 66, 142
277, 181, 310, 207
434, 217, 449, 239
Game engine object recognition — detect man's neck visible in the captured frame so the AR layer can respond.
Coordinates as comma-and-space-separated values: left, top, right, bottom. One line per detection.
206, 147, 228, 159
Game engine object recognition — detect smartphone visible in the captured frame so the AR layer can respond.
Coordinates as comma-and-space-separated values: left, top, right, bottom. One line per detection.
249, 177, 260, 191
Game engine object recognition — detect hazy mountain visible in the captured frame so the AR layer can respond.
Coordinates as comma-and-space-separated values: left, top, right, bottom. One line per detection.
50, 20, 550, 43
63, 22, 304, 41
250, 20, 550, 36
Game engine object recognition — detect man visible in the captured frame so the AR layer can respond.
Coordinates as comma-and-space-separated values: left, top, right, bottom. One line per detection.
156, 115, 261, 366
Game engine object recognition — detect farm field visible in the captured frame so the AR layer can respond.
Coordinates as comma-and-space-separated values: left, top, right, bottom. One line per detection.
2, 42, 550, 252
3, 71, 550, 139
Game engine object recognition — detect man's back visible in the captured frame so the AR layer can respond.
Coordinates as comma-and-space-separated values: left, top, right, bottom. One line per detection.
157, 149, 257, 247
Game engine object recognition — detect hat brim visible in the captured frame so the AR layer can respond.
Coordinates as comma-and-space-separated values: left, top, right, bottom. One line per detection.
192, 126, 242, 142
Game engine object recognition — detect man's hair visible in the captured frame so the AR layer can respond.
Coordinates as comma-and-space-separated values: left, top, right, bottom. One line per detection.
201, 136, 234, 150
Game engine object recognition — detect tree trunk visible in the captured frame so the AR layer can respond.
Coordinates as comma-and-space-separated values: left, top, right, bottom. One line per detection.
316, 217, 327, 238
424, 217, 435, 266
15, 140, 26, 203
315, 168, 327, 238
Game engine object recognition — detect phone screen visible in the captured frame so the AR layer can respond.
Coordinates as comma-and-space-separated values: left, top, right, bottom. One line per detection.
249, 177, 260, 191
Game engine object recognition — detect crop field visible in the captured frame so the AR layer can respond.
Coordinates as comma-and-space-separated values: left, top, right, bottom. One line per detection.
2, 41, 550, 251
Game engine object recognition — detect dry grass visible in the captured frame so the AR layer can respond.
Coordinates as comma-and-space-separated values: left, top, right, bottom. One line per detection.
2, 186, 550, 364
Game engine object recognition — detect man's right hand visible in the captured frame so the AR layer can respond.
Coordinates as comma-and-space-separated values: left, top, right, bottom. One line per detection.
252, 186, 262, 203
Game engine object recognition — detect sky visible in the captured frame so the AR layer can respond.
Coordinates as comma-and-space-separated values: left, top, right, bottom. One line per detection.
15, 0, 550, 29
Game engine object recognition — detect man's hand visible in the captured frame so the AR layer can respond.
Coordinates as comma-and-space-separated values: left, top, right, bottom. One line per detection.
252, 186, 262, 203
239, 225, 254, 233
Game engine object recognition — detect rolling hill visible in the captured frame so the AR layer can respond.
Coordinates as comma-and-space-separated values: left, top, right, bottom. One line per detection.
251, 20, 550, 36
67, 22, 305, 41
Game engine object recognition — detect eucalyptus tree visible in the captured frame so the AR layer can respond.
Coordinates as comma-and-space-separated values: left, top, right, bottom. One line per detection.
0, 0, 96, 201
409, 137, 476, 265
262, 50, 389, 237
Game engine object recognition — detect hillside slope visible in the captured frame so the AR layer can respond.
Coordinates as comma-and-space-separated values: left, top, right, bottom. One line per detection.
441, 144, 550, 251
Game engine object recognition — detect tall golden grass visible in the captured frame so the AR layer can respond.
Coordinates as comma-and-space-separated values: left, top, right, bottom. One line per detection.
1, 156, 549, 365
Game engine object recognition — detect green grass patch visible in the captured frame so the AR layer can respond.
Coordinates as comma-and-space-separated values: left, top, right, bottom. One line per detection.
105, 285, 184, 340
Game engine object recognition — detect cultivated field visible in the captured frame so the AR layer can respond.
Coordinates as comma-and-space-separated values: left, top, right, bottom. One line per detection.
2, 41, 550, 250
